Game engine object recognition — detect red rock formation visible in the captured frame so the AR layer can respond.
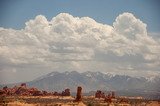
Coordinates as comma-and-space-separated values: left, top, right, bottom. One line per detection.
3, 86, 8, 91
104, 93, 112, 103
0, 89, 5, 95
101, 92, 105, 98
32, 90, 43, 96
0, 83, 71, 97
0, 83, 38, 96
111, 91, 115, 98
21, 83, 27, 88
53, 92, 61, 96
95, 90, 105, 99
75, 86, 82, 102
42, 90, 48, 96
95, 90, 101, 98
62, 88, 70, 96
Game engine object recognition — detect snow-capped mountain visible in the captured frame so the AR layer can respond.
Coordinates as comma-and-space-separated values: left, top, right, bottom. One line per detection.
27, 71, 160, 93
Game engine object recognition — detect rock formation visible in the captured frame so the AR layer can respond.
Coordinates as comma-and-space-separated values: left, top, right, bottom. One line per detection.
0, 83, 71, 97
75, 86, 82, 102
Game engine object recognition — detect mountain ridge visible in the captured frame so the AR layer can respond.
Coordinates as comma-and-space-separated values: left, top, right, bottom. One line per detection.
26, 71, 160, 93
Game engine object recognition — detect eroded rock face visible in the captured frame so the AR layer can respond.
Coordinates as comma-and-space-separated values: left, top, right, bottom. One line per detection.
62, 88, 70, 96
15, 86, 28, 95
95, 90, 116, 103
75, 86, 82, 102
0, 83, 72, 97
0, 84, 41, 96
95, 90, 105, 98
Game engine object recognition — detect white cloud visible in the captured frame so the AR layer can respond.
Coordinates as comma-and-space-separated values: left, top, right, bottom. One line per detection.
0, 12, 160, 84
113, 12, 147, 39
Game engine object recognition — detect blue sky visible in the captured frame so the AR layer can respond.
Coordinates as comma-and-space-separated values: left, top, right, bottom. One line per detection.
0, 0, 160, 32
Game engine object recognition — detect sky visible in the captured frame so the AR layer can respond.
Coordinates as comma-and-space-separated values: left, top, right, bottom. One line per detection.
0, 0, 160, 84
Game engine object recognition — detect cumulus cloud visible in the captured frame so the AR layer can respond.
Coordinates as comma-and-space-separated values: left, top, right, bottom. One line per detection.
0, 12, 160, 84
113, 13, 147, 39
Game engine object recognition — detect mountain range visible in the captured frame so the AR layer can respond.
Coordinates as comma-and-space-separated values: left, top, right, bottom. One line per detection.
26, 71, 160, 93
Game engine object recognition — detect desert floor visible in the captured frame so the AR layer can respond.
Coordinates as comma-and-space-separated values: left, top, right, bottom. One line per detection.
0, 96, 160, 106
